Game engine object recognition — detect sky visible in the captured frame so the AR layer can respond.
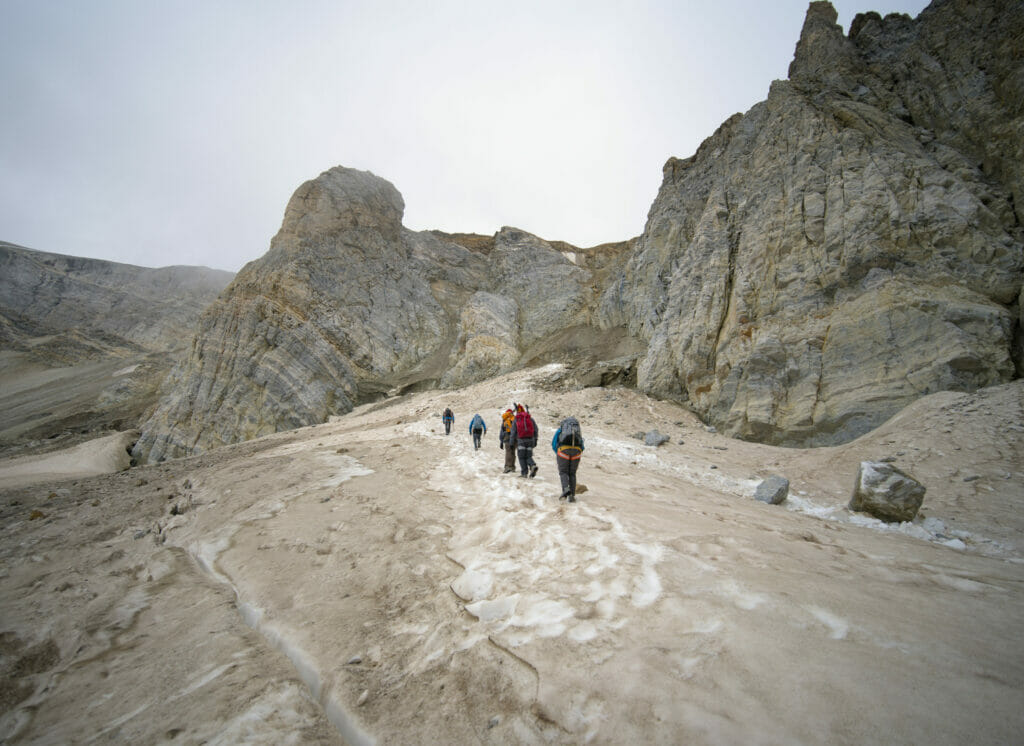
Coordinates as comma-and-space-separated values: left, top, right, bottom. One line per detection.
1, 0, 930, 272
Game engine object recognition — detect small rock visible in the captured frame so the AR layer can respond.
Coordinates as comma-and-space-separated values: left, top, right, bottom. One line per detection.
356, 689, 369, 706
347, 655, 362, 664
705, 426, 717, 434
487, 716, 501, 729
575, 483, 588, 495
644, 430, 670, 447
29, 510, 46, 520
962, 475, 981, 482
182, 479, 192, 490
133, 529, 150, 540
754, 475, 789, 505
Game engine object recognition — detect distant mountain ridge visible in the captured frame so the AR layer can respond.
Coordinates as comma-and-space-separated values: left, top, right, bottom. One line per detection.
132, 0, 1022, 463
0, 241, 233, 450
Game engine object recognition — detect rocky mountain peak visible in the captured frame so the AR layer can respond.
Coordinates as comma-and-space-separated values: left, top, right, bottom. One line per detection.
274, 166, 405, 246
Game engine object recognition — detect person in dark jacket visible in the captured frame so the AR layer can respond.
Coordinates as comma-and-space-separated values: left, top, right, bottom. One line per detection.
468, 413, 486, 449
552, 417, 585, 501
442, 407, 454, 435
498, 408, 517, 473
514, 404, 539, 477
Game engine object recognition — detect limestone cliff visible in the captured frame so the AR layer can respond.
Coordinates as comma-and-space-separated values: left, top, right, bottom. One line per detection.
598, 0, 1023, 445
133, 170, 633, 461
135, 0, 1022, 460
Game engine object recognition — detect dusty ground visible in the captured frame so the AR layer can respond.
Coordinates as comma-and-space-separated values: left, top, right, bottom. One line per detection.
1, 365, 1022, 744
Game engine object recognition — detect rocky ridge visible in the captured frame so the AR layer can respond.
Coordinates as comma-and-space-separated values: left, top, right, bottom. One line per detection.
135, 0, 1022, 462
0, 242, 233, 451
133, 169, 636, 462
596, 0, 1023, 445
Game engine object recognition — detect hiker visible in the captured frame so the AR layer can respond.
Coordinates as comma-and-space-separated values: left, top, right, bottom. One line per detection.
499, 407, 517, 473
514, 403, 539, 477
469, 413, 486, 450
442, 407, 454, 435
552, 416, 585, 502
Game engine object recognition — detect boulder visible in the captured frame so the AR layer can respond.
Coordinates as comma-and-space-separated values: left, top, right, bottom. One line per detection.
754, 476, 789, 505
644, 430, 670, 447
849, 461, 926, 523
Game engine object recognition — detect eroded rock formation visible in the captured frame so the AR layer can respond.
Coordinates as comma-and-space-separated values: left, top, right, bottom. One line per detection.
598, 0, 1023, 445
133, 171, 633, 462
135, 0, 1023, 460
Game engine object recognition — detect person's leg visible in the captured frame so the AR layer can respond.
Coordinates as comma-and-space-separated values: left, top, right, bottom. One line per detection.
527, 447, 538, 477
504, 442, 516, 472
567, 459, 580, 500
557, 458, 571, 498
517, 446, 528, 476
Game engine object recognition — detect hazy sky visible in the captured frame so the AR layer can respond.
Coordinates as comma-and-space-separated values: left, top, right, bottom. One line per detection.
1, 0, 929, 272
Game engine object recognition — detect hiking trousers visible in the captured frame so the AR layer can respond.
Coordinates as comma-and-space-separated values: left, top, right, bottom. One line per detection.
517, 443, 536, 475
557, 456, 580, 498
504, 440, 517, 471
444, 420, 452, 435
472, 428, 483, 449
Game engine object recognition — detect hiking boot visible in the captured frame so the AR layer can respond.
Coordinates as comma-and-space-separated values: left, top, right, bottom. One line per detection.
529, 465, 538, 478
568, 495, 576, 503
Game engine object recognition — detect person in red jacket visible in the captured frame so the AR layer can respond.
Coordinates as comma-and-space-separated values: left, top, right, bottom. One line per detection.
513, 403, 539, 478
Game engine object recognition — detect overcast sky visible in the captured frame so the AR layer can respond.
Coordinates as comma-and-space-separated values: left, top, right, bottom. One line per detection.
1, 0, 929, 272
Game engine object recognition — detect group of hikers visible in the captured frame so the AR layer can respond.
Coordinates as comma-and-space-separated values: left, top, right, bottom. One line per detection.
441, 405, 585, 502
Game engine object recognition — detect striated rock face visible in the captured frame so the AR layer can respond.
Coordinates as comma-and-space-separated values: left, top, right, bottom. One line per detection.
0, 241, 233, 358
0, 242, 233, 449
598, 0, 1023, 445
134, 170, 633, 462
135, 0, 1022, 460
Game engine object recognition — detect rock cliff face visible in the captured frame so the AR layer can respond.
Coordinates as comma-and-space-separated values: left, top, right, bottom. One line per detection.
135, 0, 1022, 460
0, 242, 233, 449
133, 171, 633, 462
0, 242, 233, 359
598, 0, 1023, 445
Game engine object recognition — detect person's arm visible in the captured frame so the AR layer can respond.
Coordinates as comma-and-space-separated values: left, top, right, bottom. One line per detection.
552, 429, 560, 452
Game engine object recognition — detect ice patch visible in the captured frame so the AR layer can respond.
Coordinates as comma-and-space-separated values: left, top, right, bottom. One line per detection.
466, 595, 519, 621
112, 364, 139, 376
451, 568, 494, 601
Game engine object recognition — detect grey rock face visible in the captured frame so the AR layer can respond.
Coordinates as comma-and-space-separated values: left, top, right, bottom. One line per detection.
133, 170, 633, 462
849, 461, 926, 522
134, 0, 1023, 461
754, 476, 790, 505
597, 0, 1023, 446
0, 241, 233, 357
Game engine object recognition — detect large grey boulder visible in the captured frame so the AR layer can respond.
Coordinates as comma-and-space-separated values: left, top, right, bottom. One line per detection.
754, 476, 790, 505
849, 461, 926, 523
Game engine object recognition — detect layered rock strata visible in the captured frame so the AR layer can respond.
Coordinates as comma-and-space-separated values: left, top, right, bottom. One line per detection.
135, 0, 1023, 460
598, 0, 1023, 445
134, 170, 632, 462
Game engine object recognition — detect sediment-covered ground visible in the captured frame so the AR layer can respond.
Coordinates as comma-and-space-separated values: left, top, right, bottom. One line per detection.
2, 366, 1022, 744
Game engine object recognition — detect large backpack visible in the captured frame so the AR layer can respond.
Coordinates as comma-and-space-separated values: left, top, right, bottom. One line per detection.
515, 410, 535, 439
558, 417, 582, 448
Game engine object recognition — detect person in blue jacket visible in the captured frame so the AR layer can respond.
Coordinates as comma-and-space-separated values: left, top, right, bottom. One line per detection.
469, 413, 486, 450
552, 416, 584, 502
442, 407, 455, 435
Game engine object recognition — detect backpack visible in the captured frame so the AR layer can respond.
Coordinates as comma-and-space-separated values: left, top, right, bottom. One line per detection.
558, 417, 582, 448
515, 410, 535, 439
